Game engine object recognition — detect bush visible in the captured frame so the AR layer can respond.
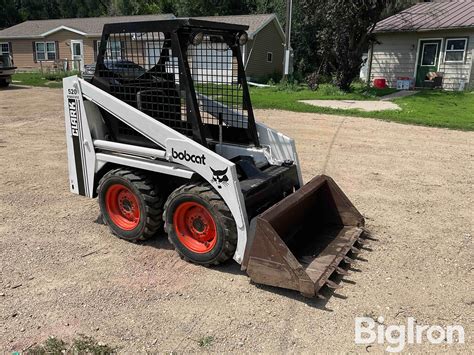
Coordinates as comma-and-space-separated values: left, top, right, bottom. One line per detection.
43, 70, 79, 81
316, 83, 347, 96
274, 78, 304, 92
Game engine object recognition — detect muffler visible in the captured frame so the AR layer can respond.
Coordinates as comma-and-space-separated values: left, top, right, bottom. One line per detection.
241, 175, 365, 297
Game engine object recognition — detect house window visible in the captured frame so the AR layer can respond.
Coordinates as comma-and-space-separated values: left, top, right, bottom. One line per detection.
108, 40, 121, 59
35, 42, 56, 61
0, 43, 10, 55
266, 52, 273, 63
444, 38, 467, 62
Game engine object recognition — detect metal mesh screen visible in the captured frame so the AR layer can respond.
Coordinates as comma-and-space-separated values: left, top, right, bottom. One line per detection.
97, 31, 191, 137
188, 37, 248, 130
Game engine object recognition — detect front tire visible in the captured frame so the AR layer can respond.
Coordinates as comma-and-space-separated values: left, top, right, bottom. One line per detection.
164, 183, 237, 265
97, 168, 164, 241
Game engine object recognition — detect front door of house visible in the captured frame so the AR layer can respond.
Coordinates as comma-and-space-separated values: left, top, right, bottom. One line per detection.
415, 40, 441, 87
71, 40, 84, 71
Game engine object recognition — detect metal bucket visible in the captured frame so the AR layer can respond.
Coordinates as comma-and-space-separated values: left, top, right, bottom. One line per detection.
241, 175, 365, 297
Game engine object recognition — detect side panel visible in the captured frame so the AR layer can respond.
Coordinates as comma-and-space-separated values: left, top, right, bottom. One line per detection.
63, 76, 96, 197
256, 122, 304, 187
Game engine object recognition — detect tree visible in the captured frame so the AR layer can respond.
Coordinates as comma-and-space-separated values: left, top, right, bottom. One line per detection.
298, 0, 418, 91
172, 0, 254, 17
299, 0, 384, 91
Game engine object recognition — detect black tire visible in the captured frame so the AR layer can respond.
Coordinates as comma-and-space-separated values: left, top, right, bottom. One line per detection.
0, 79, 9, 88
97, 168, 164, 241
163, 183, 237, 265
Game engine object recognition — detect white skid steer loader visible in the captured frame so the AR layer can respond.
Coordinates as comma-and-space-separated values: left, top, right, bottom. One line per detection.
64, 19, 366, 297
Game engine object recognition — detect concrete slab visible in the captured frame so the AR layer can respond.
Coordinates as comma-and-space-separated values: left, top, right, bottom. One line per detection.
380, 90, 419, 101
299, 99, 401, 111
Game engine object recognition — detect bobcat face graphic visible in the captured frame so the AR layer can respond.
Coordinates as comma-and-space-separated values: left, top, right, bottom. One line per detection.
210, 167, 229, 189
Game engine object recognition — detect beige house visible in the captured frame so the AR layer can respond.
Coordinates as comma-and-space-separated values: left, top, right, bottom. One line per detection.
369, 1, 474, 90
0, 13, 285, 80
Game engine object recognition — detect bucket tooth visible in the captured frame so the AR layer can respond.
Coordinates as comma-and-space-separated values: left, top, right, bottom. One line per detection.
344, 256, 355, 264
316, 293, 327, 300
351, 246, 361, 253
326, 280, 343, 289
336, 267, 349, 276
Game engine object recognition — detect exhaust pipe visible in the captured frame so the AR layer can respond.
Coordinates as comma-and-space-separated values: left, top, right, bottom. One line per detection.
242, 175, 365, 297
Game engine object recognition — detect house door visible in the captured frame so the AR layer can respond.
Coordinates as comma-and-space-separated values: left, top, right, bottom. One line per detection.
415, 40, 441, 87
71, 40, 84, 71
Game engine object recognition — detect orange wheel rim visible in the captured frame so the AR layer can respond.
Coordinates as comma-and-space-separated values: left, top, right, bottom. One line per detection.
173, 201, 217, 253
105, 184, 141, 230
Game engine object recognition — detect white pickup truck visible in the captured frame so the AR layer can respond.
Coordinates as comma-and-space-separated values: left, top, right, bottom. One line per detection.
0, 54, 16, 88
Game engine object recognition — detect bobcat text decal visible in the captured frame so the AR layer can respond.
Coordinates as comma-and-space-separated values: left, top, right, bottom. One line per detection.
171, 148, 206, 165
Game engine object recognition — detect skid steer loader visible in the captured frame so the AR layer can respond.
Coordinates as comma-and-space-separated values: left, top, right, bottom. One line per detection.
63, 19, 366, 298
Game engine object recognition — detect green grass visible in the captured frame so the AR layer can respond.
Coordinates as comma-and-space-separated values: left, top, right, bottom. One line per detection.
26, 335, 116, 354
12, 71, 78, 88
250, 86, 474, 131
197, 335, 214, 347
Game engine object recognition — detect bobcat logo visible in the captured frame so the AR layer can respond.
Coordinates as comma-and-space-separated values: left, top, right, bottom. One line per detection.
210, 167, 229, 189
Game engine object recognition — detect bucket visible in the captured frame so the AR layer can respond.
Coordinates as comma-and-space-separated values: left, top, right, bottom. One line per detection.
242, 175, 365, 297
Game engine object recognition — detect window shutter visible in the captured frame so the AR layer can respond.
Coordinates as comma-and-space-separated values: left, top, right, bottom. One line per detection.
8, 42, 13, 65
93, 40, 97, 61
32, 42, 37, 63
55, 41, 60, 59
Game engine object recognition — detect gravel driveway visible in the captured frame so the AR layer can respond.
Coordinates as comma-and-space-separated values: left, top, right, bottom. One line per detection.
1, 86, 472, 352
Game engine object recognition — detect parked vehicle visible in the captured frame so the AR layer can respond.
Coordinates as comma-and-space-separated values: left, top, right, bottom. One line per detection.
64, 19, 366, 298
0, 54, 16, 88
82, 60, 146, 82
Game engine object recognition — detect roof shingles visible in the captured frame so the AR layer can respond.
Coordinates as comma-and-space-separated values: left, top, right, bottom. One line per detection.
0, 14, 175, 38
0, 13, 278, 39
375, 0, 474, 33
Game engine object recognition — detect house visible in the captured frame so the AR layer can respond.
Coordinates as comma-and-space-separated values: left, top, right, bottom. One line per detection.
0, 13, 284, 80
195, 14, 285, 79
369, 0, 474, 90
0, 14, 174, 71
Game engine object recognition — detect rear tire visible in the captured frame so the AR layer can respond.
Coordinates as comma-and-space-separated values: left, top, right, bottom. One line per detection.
164, 183, 237, 265
0, 79, 9, 88
98, 168, 164, 241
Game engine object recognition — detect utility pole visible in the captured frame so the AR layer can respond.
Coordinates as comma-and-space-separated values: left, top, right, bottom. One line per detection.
283, 0, 293, 79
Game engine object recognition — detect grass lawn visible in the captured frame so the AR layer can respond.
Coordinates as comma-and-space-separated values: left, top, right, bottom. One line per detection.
12, 72, 71, 88
250, 86, 474, 131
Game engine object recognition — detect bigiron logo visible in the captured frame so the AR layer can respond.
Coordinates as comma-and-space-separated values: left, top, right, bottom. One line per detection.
68, 99, 79, 137
171, 148, 207, 165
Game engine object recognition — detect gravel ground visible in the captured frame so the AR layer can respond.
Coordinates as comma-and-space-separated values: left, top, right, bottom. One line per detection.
1, 86, 472, 353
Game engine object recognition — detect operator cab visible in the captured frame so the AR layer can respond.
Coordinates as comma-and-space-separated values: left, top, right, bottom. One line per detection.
91, 18, 258, 150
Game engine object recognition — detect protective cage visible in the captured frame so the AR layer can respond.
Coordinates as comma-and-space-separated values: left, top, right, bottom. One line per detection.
91, 19, 259, 149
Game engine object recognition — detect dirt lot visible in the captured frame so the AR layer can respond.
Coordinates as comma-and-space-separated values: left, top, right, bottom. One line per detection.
1, 86, 472, 352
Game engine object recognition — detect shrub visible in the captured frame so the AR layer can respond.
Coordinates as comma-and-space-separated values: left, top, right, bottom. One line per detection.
316, 83, 347, 96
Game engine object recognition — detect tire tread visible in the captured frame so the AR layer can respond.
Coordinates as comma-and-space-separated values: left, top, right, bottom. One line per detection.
98, 168, 164, 241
